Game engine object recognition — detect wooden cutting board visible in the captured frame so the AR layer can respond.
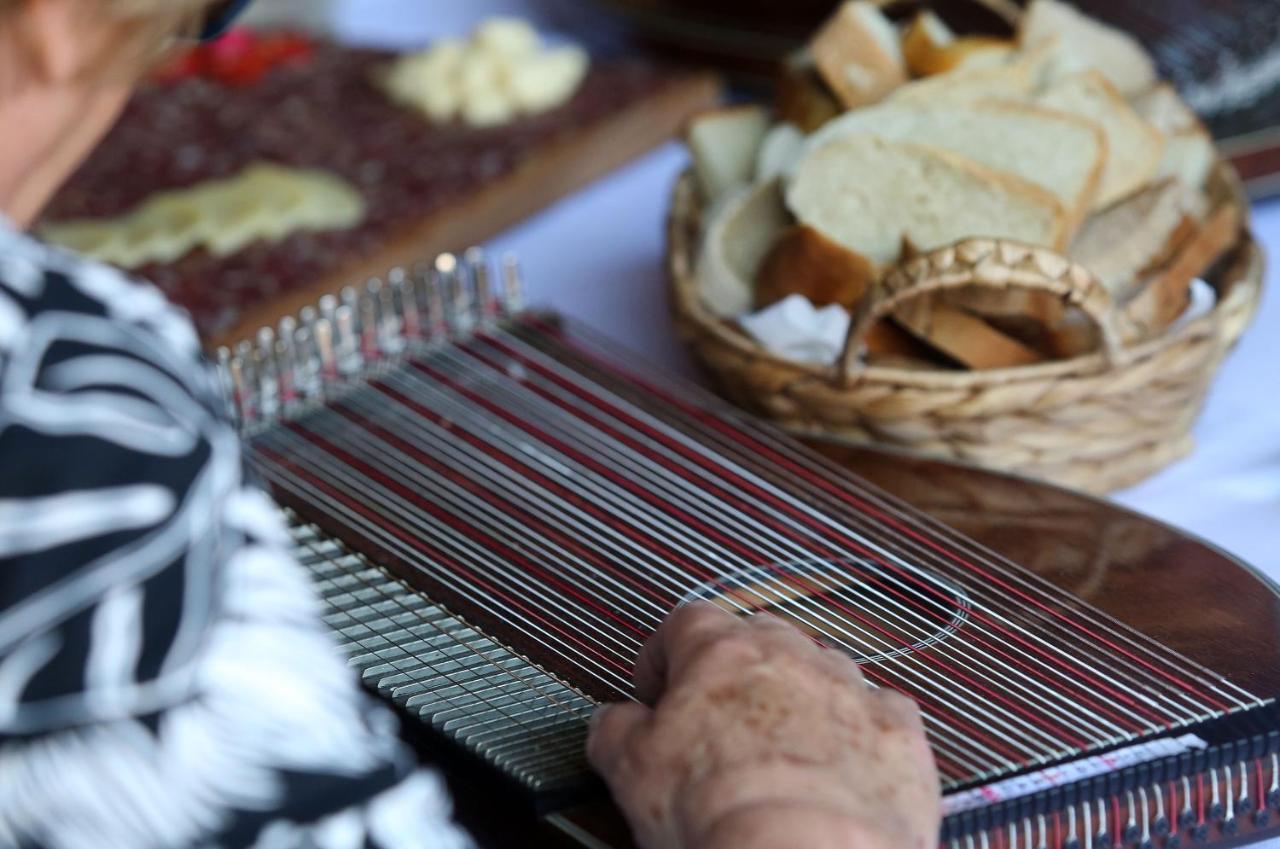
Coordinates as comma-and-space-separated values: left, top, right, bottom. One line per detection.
41, 39, 719, 349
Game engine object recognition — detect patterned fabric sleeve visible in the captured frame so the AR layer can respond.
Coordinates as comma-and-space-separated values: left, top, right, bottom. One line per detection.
0, 225, 473, 849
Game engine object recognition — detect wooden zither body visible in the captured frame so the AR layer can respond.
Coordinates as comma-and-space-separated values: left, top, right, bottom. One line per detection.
219, 251, 1280, 849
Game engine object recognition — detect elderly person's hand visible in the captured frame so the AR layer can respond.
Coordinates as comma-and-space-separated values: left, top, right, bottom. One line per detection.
588, 602, 941, 849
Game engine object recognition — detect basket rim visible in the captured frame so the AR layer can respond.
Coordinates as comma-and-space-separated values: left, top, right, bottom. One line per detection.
667, 166, 1265, 391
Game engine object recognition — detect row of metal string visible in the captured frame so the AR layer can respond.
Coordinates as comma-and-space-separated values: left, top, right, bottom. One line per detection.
501, 319, 1261, 712
254, 348, 1233, 778
260, 378, 1044, 780
438, 321, 1253, 721
293, 523, 600, 785
249, 320, 1259, 788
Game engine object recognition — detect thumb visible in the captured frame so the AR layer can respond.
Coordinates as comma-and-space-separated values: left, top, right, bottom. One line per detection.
586, 701, 651, 781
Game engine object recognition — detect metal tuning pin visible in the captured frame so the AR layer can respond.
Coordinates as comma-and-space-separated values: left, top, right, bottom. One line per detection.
254, 327, 280, 423
292, 324, 320, 403
377, 273, 402, 355
389, 266, 421, 342
318, 293, 338, 328
437, 252, 475, 337
334, 304, 362, 378
232, 340, 257, 424
313, 316, 338, 384
360, 279, 383, 362
214, 346, 238, 422
464, 246, 498, 322
276, 316, 299, 410
500, 253, 524, 316
420, 260, 448, 341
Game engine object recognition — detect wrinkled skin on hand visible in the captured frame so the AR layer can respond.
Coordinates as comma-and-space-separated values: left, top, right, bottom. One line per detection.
587, 602, 941, 849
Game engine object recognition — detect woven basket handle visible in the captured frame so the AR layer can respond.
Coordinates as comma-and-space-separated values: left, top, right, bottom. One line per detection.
837, 239, 1128, 383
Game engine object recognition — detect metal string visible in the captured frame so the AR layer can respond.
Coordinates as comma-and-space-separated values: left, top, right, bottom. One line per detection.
244, 308, 1265, 790
489, 321, 1259, 712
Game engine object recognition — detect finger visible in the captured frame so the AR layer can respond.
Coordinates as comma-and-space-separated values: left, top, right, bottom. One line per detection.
815, 645, 869, 687
586, 701, 652, 781
634, 601, 742, 704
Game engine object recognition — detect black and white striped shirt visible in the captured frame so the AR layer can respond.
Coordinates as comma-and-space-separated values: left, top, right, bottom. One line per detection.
0, 219, 471, 849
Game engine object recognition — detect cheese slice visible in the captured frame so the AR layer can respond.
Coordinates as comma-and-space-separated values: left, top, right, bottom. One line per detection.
41, 163, 366, 269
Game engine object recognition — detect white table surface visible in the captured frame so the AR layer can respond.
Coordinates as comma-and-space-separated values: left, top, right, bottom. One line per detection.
285, 1, 1280, 840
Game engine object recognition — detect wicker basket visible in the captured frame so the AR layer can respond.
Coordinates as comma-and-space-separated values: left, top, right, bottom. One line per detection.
667, 159, 1264, 493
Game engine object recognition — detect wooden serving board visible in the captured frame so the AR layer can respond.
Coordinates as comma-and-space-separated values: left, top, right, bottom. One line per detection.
41, 41, 719, 349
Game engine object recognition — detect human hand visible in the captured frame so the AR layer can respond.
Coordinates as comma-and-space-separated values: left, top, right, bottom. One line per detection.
587, 602, 941, 849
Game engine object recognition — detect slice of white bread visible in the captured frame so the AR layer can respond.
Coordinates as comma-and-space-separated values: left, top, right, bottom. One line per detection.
697, 179, 791, 317
810, 1, 907, 109
1123, 203, 1239, 337
787, 135, 1068, 266
1131, 83, 1217, 190
686, 105, 770, 202
889, 59, 1034, 107
754, 224, 878, 310
902, 10, 1013, 77
776, 49, 841, 133
1156, 132, 1216, 191
893, 297, 1046, 369
1019, 0, 1156, 96
1034, 71, 1163, 209
805, 100, 1105, 236
1070, 179, 1207, 299
1131, 83, 1201, 135
755, 122, 806, 183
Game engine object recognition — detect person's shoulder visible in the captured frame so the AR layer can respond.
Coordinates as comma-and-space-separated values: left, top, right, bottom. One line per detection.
0, 222, 202, 361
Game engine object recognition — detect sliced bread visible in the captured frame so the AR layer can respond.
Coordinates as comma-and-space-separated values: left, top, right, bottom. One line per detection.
1131, 83, 1202, 135
805, 100, 1105, 236
893, 297, 1046, 369
889, 59, 1035, 107
1034, 71, 1163, 209
697, 180, 792, 317
787, 135, 1068, 266
810, 1, 907, 109
1070, 179, 1207, 299
686, 105, 770, 202
754, 224, 878, 310
1123, 203, 1240, 336
1131, 83, 1217, 190
1019, 0, 1156, 96
775, 49, 842, 133
901, 10, 1014, 77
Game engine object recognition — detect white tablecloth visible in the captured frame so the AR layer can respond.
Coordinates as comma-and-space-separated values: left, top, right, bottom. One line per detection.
292, 1, 1280, 841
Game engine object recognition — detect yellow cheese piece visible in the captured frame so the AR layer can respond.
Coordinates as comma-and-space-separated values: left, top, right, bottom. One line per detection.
380, 16, 588, 127
41, 163, 365, 269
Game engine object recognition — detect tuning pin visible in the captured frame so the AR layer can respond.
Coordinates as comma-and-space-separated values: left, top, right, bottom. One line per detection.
214, 346, 237, 422
500, 253, 524, 316
273, 338, 294, 408
420, 261, 447, 340
465, 246, 498, 321
436, 253, 475, 337
254, 327, 281, 422
389, 267, 422, 341
292, 325, 320, 402
376, 274, 403, 355
334, 304, 361, 377
313, 316, 338, 383
232, 340, 256, 423
360, 279, 382, 362
318, 294, 338, 326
